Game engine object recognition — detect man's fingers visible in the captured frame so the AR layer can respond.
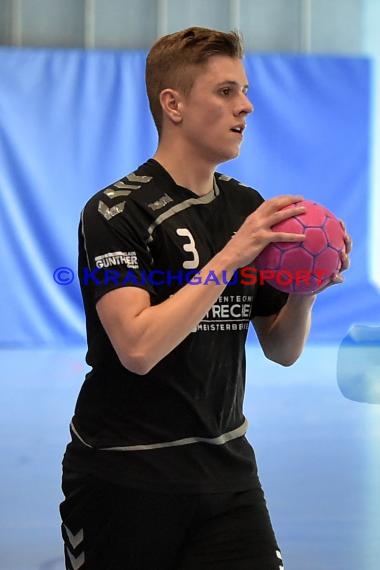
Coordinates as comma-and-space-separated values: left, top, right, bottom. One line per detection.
270, 232, 305, 243
344, 234, 353, 255
272, 204, 306, 224
340, 251, 350, 272
253, 195, 306, 228
263, 194, 304, 212
270, 194, 304, 206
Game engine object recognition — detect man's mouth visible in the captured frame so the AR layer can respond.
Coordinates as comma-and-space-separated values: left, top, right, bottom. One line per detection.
230, 125, 245, 134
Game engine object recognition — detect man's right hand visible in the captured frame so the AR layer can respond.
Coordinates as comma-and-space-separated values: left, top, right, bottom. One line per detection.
222, 195, 307, 270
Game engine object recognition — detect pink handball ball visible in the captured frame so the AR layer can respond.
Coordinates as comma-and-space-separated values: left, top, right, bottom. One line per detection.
254, 200, 345, 294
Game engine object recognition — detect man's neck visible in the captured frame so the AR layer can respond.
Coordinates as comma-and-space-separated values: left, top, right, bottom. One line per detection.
153, 146, 216, 197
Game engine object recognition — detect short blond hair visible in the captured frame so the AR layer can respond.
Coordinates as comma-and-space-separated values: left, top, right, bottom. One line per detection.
145, 26, 244, 135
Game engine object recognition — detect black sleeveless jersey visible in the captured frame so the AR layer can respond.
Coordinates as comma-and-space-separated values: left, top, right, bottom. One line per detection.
63, 159, 288, 493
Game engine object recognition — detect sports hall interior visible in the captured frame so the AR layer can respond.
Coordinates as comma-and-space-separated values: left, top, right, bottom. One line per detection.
1, 1, 380, 569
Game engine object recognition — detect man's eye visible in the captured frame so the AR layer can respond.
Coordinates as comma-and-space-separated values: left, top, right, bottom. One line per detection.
220, 88, 231, 96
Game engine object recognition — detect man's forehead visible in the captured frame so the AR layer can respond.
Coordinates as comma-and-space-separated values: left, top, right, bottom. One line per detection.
195, 56, 248, 85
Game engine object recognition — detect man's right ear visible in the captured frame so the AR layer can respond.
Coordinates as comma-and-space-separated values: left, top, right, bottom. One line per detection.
159, 89, 183, 125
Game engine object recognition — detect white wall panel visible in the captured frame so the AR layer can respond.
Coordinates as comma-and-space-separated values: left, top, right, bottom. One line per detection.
165, 0, 231, 34
20, 0, 85, 47
240, 0, 302, 52
0, 0, 13, 44
94, 0, 158, 49
310, 0, 362, 54
0, 0, 367, 54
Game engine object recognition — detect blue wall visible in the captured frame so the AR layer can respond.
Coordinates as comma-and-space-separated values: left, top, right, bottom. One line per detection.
0, 48, 377, 346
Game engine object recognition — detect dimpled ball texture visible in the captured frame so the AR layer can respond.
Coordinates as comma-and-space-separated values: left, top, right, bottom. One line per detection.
254, 200, 345, 294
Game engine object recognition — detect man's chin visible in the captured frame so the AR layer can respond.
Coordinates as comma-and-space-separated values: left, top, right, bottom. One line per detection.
220, 148, 241, 162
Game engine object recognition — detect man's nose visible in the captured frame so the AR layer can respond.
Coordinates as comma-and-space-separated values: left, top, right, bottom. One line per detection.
236, 93, 254, 115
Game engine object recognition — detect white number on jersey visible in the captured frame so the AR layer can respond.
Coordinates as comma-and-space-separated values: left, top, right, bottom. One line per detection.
176, 228, 200, 269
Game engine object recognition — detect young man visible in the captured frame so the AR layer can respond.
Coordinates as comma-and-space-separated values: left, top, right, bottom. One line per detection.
60, 27, 350, 569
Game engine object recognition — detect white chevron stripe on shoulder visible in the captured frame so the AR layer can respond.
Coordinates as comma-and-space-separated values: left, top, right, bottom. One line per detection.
64, 525, 84, 549
103, 188, 131, 199
66, 547, 85, 570
115, 180, 141, 190
127, 173, 152, 183
98, 200, 125, 220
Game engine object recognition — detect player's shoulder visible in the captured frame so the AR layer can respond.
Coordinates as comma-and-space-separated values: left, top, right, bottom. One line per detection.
215, 172, 264, 206
81, 160, 168, 221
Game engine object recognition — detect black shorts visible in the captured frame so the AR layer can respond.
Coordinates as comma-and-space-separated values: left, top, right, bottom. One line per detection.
60, 469, 284, 570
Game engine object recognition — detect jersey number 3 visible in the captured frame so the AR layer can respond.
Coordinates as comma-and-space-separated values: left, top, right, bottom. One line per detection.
176, 228, 199, 269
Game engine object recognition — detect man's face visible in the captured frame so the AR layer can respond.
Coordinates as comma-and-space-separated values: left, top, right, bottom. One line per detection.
179, 56, 254, 165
